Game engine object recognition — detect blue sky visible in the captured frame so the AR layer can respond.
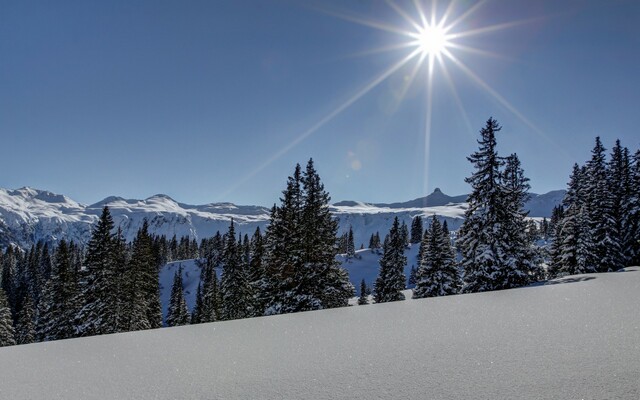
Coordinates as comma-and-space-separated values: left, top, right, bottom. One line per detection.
1, 0, 639, 206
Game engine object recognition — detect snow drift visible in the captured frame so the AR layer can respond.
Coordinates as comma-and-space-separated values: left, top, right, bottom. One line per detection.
0, 267, 637, 399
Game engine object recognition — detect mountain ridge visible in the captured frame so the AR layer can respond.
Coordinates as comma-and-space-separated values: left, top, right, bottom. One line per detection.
0, 186, 565, 249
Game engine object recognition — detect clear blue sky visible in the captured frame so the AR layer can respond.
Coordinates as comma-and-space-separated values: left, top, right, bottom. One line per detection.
1, 0, 639, 206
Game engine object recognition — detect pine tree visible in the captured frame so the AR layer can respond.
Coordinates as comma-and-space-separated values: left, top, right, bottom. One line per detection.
166, 267, 190, 327
263, 160, 353, 314
400, 221, 409, 247
0, 288, 16, 347
75, 207, 122, 336
191, 282, 203, 324
585, 137, 620, 272
248, 227, 266, 316
607, 140, 631, 269
458, 118, 507, 293
357, 279, 369, 305
501, 154, 539, 286
374, 217, 407, 303
122, 220, 162, 331
37, 239, 78, 341
628, 150, 640, 265
410, 216, 423, 244
346, 226, 356, 260
300, 159, 354, 310
221, 221, 253, 320
15, 293, 35, 345
413, 216, 460, 298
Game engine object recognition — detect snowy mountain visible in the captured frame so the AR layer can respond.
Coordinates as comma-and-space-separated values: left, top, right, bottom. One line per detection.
1, 266, 637, 399
0, 187, 564, 249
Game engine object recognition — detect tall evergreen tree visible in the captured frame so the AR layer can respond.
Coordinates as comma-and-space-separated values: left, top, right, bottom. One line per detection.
346, 226, 356, 259
374, 217, 407, 303
585, 137, 620, 272
357, 279, 369, 305
410, 216, 424, 244
75, 206, 121, 336
0, 288, 16, 347
413, 216, 460, 298
15, 293, 35, 345
166, 267, 190, 327
37, 239, 78, 341
221, 221, 253, 320
458, 118, 507, 292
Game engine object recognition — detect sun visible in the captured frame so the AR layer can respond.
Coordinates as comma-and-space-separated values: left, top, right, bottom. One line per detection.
412, 25, 449, 57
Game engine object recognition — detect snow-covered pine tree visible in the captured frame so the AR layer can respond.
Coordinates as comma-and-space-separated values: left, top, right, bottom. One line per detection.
374, 217, 407, 303
166, 267, 190, 327
0, 288, 16, 347
357, 279, 369, 305
300, 159, 354, 310
120, 220, 161, 332
410, 215, 423, 244
263, 165, 304, 315
628, 150, 640, 265
607, 140, 631, 268
500, 154, 539, 286
413, 216, 459, 298
408, 265, 417, 286
75, 206, 121, 336
585, 137, 621, 272
36, 239, 78, 341
221, 220, 253, 320
248, 227, 266, 316
1, 246, 17, 315
15, 293, 35, 344
199, 262, 222, 323
458, 118, 508, 293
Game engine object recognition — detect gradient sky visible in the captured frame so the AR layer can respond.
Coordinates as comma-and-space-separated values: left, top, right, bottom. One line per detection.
1, 0, 639, 206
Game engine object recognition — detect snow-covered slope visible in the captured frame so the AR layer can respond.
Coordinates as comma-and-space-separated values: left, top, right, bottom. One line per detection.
1, 267, 637, 399
0, 187, 564, 249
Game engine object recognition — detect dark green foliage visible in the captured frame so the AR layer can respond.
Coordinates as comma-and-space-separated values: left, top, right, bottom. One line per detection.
263, 159, 354, 315
413, 216, 460, 299
221, 221, 253, 320
357, 279, 369, 305
410, 216, 423, 244
166, 267, 190, 327
458, 118, 538, 293
15, 293, 35, 345
0, 288, 16, 347
374, 217, 407, 303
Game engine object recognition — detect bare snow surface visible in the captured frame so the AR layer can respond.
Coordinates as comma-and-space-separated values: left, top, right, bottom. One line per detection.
1, 268, 639, 399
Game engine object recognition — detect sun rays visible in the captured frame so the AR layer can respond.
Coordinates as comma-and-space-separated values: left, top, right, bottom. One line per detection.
220, 0, 550, 199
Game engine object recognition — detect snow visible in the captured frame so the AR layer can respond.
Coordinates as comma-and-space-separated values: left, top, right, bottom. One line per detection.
1, 267, 637, 399
0, 187, 563, 250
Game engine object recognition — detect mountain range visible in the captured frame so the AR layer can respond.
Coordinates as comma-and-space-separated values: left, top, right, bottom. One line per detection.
0, 187, 565, 249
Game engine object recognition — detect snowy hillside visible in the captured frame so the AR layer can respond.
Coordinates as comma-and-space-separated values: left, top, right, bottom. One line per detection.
1, 267, 637, 399
0, 187, 564, 249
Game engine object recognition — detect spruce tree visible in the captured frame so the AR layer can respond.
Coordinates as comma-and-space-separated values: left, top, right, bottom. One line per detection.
629, 150, 640, 265
0, 288, 16, 347
501, 154, 539, 286
221, 220, 253, 320
357, 279, 369, 305
585, 137, 620, 272
248, 227, 266, 316
410, 216, 423, 244
166, 267, 190, 327
346, 226, 356, 260
458, 118, 507, 292
374, 217, 407, 303
75, 207, 121, 336
300, 159, 354, 310
15, 293, 35, 345
413, 216, 460, 298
